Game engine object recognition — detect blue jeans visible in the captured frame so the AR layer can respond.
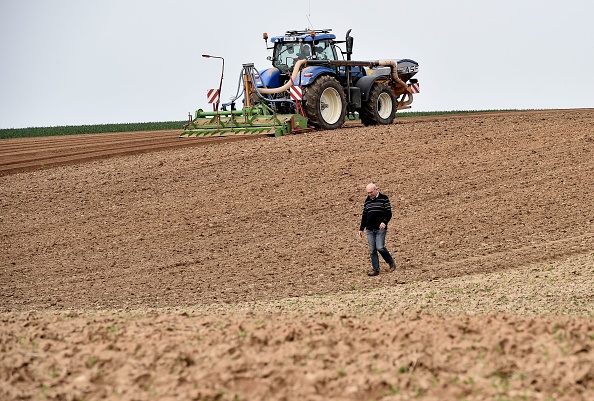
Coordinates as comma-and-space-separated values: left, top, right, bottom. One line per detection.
366, 229, 394, 272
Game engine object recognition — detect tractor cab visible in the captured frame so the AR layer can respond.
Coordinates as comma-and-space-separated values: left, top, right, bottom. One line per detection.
269, 29, 339, 74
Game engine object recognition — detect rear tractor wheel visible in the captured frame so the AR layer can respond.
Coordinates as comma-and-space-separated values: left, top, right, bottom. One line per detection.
360, 83, 396, 126
303, 75, 346, 130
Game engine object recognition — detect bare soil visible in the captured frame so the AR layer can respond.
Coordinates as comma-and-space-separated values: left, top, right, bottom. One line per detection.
1, 109, 593, 400
0, 130, 263, 176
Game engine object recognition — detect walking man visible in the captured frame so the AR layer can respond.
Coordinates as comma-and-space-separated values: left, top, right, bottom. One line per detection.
358, 183, 396, 276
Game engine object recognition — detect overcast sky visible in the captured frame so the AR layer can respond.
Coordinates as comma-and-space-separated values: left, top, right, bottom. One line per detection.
1, 0, 592, 129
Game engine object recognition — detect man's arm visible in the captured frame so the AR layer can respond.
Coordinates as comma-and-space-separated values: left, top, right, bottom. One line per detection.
359, 201, 368, 231
383, 196, 392, 225
358, 203, 367, 237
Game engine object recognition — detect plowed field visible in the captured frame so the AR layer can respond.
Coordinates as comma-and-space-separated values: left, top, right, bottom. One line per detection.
1, 109, 593, 400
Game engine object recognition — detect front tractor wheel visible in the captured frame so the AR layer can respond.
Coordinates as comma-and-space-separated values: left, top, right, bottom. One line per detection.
360, 83, 397, 126
303, 76, 346, 130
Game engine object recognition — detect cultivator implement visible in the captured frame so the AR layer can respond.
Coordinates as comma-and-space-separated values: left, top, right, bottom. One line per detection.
180, 105, 310, 137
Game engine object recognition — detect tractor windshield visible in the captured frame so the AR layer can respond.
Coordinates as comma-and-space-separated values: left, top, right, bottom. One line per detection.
273, 41, 306, 72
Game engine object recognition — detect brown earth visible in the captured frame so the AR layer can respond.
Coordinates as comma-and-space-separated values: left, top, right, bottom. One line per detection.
0, 130, 264, 176
1, 109, 593, 400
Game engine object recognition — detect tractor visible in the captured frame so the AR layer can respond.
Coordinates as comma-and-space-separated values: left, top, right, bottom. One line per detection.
181, 29, 419, 137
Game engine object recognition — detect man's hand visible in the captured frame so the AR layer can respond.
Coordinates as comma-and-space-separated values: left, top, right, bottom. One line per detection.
379, 222, 386, 230
357, 230, 364, 238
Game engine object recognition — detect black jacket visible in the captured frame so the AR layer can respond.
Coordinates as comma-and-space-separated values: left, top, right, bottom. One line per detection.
359, 192, 392, 231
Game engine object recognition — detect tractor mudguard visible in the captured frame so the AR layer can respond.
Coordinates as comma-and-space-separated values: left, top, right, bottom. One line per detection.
355, 75, 387, 102
293, 65, 335, 87
255, 67, 281, 88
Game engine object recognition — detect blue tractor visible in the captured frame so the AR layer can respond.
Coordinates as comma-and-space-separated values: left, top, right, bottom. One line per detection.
181, 29, 420, 137
251, 28, 420, 130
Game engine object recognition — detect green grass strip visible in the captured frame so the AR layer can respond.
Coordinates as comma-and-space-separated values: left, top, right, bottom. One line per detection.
0, 121, 187, 140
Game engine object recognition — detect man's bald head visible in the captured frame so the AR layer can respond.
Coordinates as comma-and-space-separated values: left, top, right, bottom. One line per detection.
366, 183, 378, 197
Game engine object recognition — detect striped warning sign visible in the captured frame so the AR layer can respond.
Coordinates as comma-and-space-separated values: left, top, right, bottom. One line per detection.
207, 89, 220, 104
411, 82, 420, 94
290, 85, 302, 101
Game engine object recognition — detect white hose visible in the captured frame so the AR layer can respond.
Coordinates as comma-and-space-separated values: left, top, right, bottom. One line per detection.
377, 60, 408, 88
257, 59, 308, 94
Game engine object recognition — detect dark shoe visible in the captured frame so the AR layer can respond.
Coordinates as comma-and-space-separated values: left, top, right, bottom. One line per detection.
367, 269, 379, 276
388, 262, 396, 272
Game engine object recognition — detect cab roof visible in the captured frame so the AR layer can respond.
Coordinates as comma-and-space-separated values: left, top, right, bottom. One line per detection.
270, 29, 336, 43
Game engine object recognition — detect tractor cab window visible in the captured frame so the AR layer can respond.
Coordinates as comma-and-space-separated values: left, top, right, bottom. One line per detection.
312, 39, 337, 61
273, 42, 293, 72
273, 42, 307, 73
296, 43, 312, 59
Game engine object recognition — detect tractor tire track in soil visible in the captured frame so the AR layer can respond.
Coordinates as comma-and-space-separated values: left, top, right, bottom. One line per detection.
1, 109, 593, 400
0, 130, 263, 176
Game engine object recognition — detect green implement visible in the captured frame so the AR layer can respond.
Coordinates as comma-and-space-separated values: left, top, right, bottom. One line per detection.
180, 104, 310, 138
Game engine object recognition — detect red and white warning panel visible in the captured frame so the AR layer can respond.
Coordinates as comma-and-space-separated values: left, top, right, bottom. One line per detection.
207, 89, 220, 104
410, 82, 420, 94
290, 85, 302, 101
